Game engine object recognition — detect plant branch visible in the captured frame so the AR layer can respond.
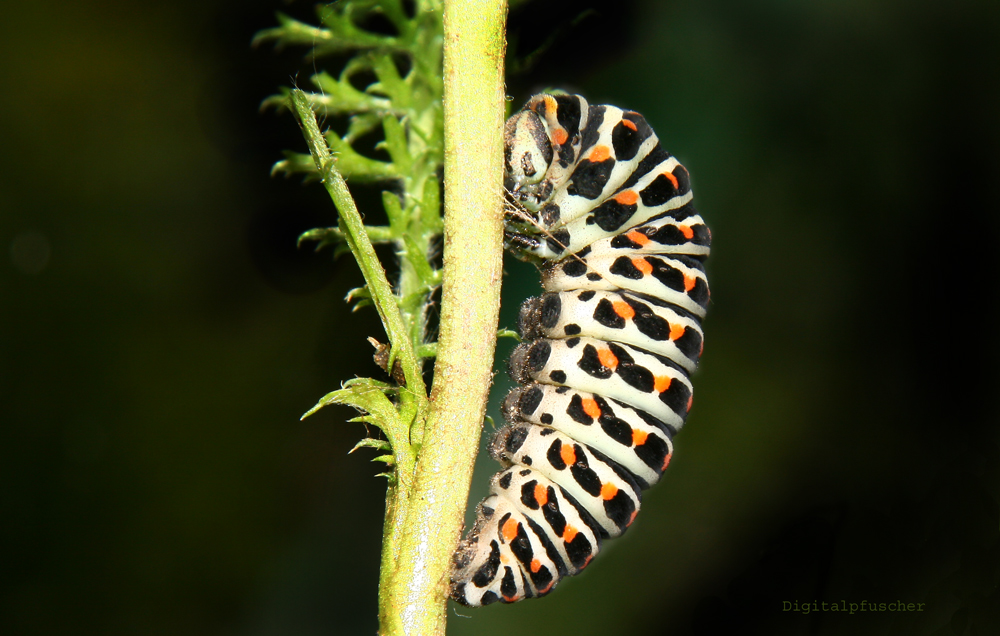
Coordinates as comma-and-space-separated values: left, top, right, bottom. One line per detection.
289, 89, 429, 434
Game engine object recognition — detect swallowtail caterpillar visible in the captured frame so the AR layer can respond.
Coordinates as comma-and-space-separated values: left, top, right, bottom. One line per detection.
451, 93, 710, 606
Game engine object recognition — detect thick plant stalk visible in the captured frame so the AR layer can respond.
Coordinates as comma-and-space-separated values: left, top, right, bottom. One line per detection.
380, 0, 507, 634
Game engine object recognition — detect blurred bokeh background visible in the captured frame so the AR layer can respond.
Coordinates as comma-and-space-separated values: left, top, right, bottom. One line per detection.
2, 0, 998, 634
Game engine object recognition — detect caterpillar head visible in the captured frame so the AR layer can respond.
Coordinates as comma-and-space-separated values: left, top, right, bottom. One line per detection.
504, 109, 554, 211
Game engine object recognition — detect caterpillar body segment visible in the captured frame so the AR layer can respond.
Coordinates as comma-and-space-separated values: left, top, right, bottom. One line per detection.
541, 251, 709, 318
519, 290, 704, 373
503, 383, 675, 489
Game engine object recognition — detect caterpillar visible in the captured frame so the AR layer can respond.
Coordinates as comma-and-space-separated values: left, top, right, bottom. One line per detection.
450, 93, 710, 606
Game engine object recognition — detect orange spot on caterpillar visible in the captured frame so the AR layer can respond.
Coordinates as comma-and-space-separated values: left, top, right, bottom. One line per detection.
631, 257, 653, 275
562, 524, 579, 543
663, 170, 679, 189
687, 395, 693, 412
612, 301, 635, 320
581, 397, 601, 419
538, 580, 554, 594
626, 230, 650, 246
601, 482, 619, 500
542, 95, 558, 114
669, 323, 685, 341
632, 429, 648, 446
530, 558, 541, 573
679, 225, 694, 239
614, 190, 638, 205
662, 453, 672, 471
699, 340, 704, 357
503, 594, 518, 602
621, 118, 637, 131
551, 128, 568, 145
598, 348, 619, 370
588, 145, 611, 162
534, 483, 548, 506
560, 442, 577, 467
654, 375, 672, 393
683, 273, 697, 292
502, 517, 519, 542
628, 509, 638, 525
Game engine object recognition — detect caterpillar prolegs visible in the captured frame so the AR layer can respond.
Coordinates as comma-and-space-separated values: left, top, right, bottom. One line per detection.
450, 94, 711, 606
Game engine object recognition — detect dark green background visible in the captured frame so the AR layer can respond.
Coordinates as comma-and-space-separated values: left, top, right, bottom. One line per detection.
2, 1, 998, 634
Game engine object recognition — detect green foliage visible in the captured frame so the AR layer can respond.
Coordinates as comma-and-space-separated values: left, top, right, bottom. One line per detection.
255, 0, 445, 478
304, 377, 414, 484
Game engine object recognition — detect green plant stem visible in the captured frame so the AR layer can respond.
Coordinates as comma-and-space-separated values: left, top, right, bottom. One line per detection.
380, 0, 507, 634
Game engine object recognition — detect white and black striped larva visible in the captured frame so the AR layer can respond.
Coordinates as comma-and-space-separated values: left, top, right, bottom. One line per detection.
451, 94, 711, 606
